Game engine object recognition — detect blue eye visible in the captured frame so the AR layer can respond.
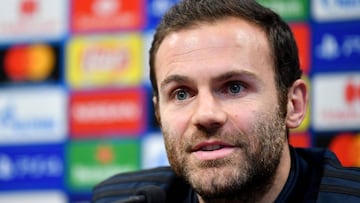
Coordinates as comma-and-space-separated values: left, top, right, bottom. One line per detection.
175, 90, 188, 100
228, 83, 243, 94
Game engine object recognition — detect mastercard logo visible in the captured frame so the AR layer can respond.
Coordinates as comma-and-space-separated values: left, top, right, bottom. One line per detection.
328, 133, 360, 167
3, 44, 55, 82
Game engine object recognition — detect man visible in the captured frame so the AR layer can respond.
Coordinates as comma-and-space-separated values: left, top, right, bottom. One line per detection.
92, 0, 360, 202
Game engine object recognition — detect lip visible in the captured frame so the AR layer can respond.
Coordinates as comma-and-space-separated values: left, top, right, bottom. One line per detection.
191, 141, 236, 161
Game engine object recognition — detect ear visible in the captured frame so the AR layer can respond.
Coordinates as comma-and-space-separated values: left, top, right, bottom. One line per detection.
285, 79, 308, 129
152, 96, 161, 127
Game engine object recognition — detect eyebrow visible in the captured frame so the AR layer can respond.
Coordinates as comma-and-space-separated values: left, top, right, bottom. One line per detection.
160, 74, 194, 90
213, 70, 261, 83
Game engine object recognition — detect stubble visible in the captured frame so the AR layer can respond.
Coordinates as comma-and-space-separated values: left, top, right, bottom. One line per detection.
162, 106, 287, 202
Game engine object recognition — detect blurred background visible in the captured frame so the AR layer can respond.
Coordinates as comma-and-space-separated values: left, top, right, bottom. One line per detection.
0, 0, 359, 202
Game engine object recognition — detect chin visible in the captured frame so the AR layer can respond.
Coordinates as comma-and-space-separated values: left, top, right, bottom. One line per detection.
187, 161, 248, 196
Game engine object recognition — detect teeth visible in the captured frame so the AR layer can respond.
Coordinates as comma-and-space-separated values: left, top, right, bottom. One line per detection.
201, 145, 222, 151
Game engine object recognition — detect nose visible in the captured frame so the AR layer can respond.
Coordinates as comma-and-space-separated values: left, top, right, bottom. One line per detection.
191, 91, 227, 132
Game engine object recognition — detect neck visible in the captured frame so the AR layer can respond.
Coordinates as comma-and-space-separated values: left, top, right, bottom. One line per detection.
256, 144, 291, 203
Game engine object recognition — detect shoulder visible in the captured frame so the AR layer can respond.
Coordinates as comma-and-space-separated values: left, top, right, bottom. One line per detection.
92, 166, 192, 203
296, 147, 360, 202
318, 150, 360, 202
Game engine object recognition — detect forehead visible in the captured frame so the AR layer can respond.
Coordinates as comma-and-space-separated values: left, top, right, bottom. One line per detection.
157, 17, 270, 58
154, 17, 274, 83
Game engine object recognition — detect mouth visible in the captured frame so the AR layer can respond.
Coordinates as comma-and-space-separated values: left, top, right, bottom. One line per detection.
191, 141, 236, 161
198, 144, 227, 151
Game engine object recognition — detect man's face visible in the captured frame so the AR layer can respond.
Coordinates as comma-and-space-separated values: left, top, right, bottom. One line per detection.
153, 17, 288, 199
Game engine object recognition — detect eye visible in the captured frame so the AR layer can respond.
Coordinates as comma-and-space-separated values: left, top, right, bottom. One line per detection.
229, 83, 242, 93
227, 82, 245, 94
174, 89, 189, 100
223, 82, 245, 95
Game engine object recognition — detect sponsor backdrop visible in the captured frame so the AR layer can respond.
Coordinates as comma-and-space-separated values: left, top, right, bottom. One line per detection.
0, 0, 359, 202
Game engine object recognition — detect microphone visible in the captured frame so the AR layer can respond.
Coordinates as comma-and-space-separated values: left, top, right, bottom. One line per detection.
113, 185, 166, 203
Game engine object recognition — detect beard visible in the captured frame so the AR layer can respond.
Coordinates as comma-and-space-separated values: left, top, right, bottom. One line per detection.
161, 106, 287, 202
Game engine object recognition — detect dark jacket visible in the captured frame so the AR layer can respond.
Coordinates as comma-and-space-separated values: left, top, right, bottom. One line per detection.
92, 146, 360, 203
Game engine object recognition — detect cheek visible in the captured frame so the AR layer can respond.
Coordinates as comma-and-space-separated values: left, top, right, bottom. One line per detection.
230, 108, 256, 130
160, 109, 192, 153
160, 117, 186, 153
160, 108, 190, 133
161, 119, 187, 169
230, 109, 261, 146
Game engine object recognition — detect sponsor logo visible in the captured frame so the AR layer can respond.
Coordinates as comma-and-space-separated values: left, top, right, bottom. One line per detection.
0, 43, 60, 83
316, 34, 341, 60
0, 190, 67, 203
66, 34, 143, 88
313, 23, 360, 71
142, 133, 169, 169
316, 33, 360, 61
319, 132, 360, 167
71, 0, 145, 32
0, 144, 64, 190
67, 140, 140, 191
290, 23, 310, 74
258, 0, 308, 21
312, 0, 360, 21
81, 46, 129, 72
313, 73, 360, 131
69, 89, 146, 137
0, 86, 67, 144
0, 0, 67, 43
289, 132, 311, 148
146, 0, 179, 29
345, 78, 360, 105
20, 0, 38, 16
